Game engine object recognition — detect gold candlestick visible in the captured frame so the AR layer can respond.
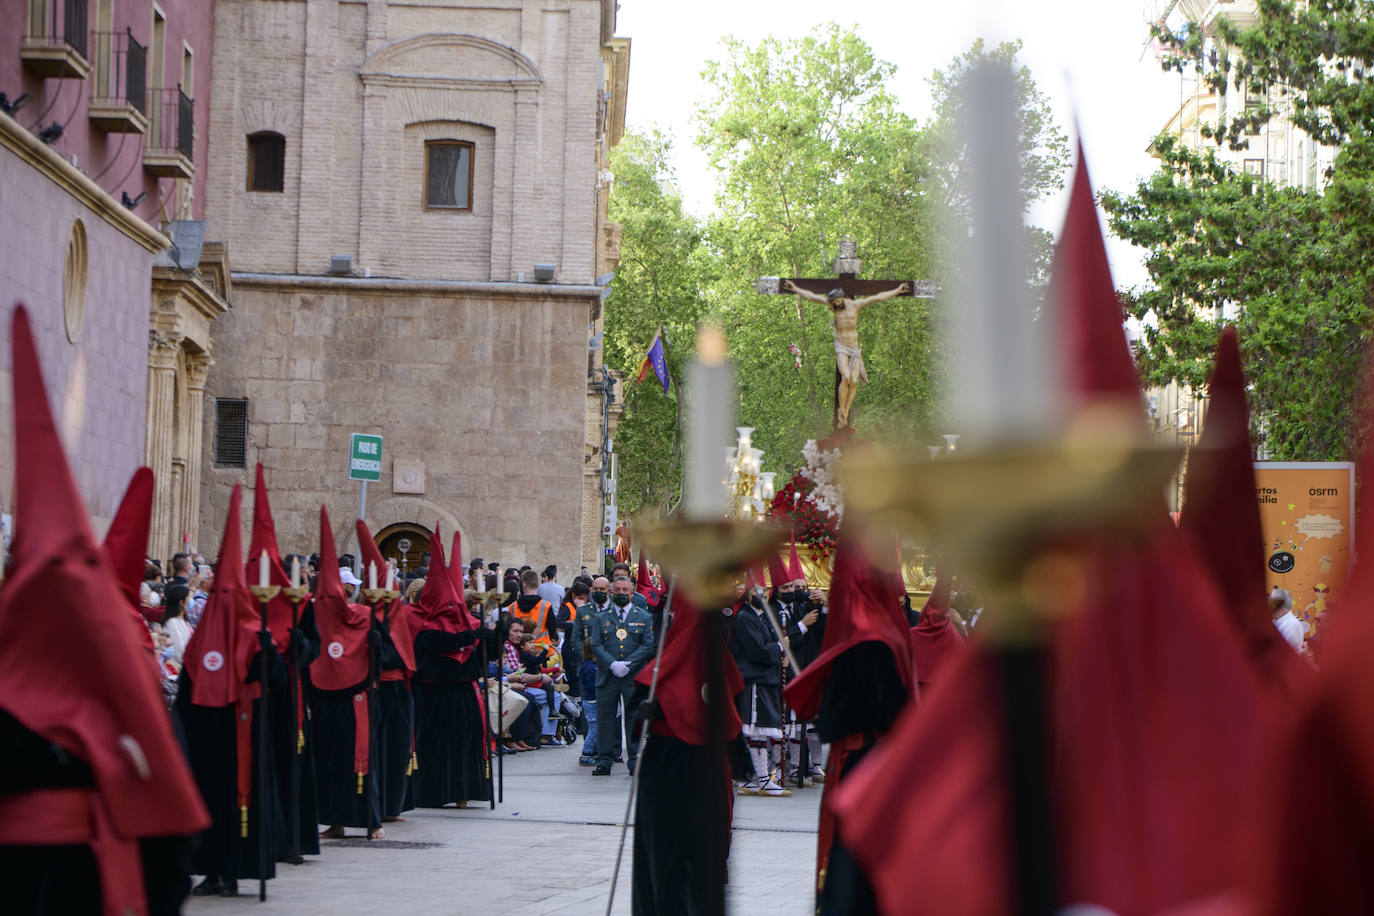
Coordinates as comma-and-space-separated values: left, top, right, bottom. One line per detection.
249, 584, 282, 603
282, 585, 309, 603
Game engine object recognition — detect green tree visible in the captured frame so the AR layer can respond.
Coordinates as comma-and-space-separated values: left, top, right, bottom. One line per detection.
695, 24, 940, 472
602, 130, 710, 516
1106, 0, 1374, 459
693, 27, 1071, 478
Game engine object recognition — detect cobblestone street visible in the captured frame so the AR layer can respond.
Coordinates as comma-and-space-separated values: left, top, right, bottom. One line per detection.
186, 743, 821, 916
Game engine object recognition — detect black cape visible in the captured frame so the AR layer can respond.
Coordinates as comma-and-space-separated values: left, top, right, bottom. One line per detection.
410, 629, 491, 806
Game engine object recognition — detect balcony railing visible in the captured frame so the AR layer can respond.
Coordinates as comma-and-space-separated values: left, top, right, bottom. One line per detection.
89, 28, 148, 133
22, 0, 90, 78
144, 86, 195, 178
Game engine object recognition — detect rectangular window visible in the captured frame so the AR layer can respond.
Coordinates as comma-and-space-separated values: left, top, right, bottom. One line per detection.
424, 140, 473, 210
247, 132, 285, 192
1243, 158, 1264, 177
213, 398, 248, 467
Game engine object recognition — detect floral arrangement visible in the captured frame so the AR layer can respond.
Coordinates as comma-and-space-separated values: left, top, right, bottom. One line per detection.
768, 428, 860, 556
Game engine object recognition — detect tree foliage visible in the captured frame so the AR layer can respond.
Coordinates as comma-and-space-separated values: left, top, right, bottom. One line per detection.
604, 26, 1071, 509
1108, 0, 1374, 459
602, 131, 710, 516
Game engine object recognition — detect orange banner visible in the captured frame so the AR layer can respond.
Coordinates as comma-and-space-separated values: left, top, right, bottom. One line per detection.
1254, 462, 1355, 645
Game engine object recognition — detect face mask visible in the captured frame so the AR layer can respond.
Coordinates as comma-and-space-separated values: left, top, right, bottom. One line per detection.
749, 594, 764, 609
591, 591, 609, 605
612, 593, 631, 608
777, 592, 795, 606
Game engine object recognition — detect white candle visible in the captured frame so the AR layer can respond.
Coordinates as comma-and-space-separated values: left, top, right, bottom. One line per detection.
685, 324, 734, 519
258, 552, 269, 588
290, 556, 300, 589
947, 61, 1060, 446
368, 562, 377, 591
385, 566, 395, 592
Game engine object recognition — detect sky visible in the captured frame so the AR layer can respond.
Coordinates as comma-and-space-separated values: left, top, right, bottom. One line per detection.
616, 0, 1187, 289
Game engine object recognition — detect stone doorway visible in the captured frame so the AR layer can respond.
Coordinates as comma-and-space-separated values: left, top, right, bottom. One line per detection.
376, 523, 431, 579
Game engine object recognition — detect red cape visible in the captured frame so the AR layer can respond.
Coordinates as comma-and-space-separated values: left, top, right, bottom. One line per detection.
245, 463, 295, 653
103, 466, 156, 652
311, 508, 371, 691
0, 305, 209, 840
637, 552, 663, 606
910, 567, 964, 692
784, 537, 915, 721
636, 593, 743, 745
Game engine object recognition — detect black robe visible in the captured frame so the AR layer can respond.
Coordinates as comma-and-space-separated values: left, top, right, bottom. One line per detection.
273, 606, 321, 858
175, 650, 287, 883
632, 733, 731, 916
376, 622, 414, 818
729, 605, 784, 733
411, 628, 491, 806
815, 642, 909, 916
0, 708, 193, 915
311, 633, 394, 831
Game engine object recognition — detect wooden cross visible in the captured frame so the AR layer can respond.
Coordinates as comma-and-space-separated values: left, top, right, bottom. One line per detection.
757, 238, 939, 428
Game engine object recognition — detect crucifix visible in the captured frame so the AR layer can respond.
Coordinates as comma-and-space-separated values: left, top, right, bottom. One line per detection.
757, 238, 939, 429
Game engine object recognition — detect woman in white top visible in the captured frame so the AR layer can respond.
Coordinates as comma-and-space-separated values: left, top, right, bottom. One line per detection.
160, 583, 194, 663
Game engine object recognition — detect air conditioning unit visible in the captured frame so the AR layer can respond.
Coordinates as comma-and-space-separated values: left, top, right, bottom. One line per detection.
329, 254, 352, 275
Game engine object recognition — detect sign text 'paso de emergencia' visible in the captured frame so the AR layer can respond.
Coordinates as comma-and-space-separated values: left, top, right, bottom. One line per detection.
349, 433, 383, 482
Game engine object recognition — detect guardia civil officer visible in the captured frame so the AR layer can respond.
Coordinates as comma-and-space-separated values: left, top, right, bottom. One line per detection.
589, 575, 656, 776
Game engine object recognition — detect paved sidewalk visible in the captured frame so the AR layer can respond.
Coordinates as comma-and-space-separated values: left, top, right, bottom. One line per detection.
186, 742, 821, 915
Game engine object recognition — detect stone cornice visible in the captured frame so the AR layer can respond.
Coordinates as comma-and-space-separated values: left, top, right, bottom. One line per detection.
230, 272, 603, 299
0, 110, 169, 254
152, 266, 232, 328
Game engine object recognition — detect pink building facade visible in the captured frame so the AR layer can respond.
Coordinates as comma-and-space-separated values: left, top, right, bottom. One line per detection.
1, 0, 228, 547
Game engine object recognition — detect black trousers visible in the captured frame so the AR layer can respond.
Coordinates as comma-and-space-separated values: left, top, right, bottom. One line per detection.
595, 674, 641, 769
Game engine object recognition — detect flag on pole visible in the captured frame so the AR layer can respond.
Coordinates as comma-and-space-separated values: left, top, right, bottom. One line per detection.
636, 330, 670, 394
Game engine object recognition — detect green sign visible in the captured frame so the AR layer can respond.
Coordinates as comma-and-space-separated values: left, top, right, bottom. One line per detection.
349, 433, 383, 481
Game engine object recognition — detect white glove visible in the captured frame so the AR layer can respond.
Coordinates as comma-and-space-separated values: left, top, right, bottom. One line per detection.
610, 660, 630, 678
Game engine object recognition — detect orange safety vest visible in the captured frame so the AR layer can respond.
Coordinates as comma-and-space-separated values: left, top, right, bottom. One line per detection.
510, 598, 555, 649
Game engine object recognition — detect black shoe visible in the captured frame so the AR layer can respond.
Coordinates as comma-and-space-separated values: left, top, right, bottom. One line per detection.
191, 878, 223, 897
220, 880, 239, 897
613, 755, 624, 764
627, 761, 636, 776
592, 764, 612, 776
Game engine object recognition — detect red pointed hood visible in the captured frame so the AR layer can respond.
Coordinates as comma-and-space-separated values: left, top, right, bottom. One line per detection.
911, 566, 964, 692
414, 523, 477, 662
1182, 328, 1304, 692
1049, 143, 1143, 405
103, 466, 156, 650
766, 552, 790, 591
184, 485, 260, 708
0, 305, 209, 838
787, 541, 806, 583
355, 518, 416, 672
637, 591, 743, 745
245, 463, 294, 652
312, 508, 371, 690
784, 536, 915, 720
637, 552, 663, 605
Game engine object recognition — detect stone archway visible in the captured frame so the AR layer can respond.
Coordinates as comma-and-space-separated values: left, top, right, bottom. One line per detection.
376, 522, 431, 577
359, 495, 470, 565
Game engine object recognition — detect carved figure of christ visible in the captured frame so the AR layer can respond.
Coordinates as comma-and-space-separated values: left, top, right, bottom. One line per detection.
782, 279, 910, 427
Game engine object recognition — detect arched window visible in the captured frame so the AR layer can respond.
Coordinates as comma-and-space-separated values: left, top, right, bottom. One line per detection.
246, 131, 285, 192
